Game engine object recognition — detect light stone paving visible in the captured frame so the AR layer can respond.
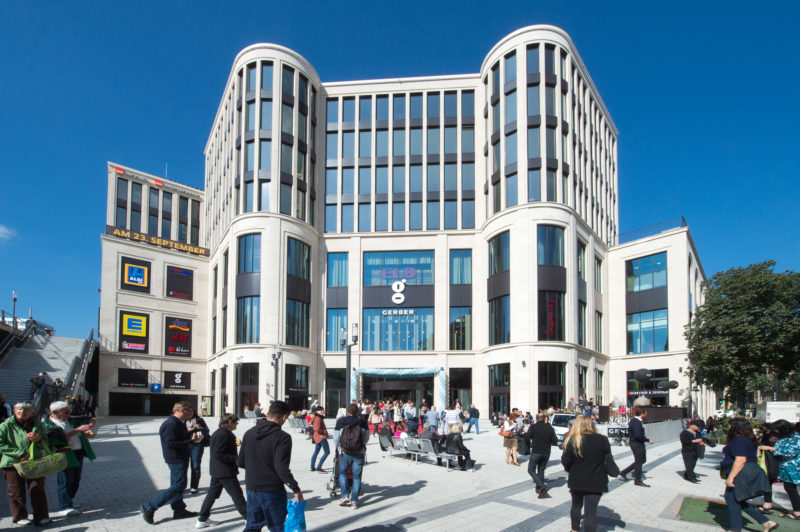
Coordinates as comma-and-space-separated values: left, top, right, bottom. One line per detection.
1, 417, 795, 531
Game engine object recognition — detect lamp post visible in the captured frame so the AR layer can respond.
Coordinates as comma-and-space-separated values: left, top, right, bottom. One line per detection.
272, 345, 282, 403
11, 290, 17, 336
341, 323, 359, 405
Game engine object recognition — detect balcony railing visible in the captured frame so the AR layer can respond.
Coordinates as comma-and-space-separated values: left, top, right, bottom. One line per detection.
617, 217, 686, 245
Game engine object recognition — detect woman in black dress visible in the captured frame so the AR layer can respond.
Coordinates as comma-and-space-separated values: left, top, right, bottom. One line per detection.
561, 415, 618, 532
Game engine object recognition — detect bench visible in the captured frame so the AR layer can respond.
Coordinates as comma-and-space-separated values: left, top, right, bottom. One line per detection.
418, 437, 466, 472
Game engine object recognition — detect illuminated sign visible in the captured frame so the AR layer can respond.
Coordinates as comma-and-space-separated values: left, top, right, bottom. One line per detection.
120, 257, 151, 293
119, 311, 149, 353
106, 226, 209, 257
124, 264, 147, 287
165, 371, 191, 390
117, 368, 148, 388
381, 267, 416, 280
391, 279, 407, 305
165, 316, 192, 357
121, 341, 146, 351
381, 309, 415, 316
166, 266, 193, 300
122, 314, 147, 337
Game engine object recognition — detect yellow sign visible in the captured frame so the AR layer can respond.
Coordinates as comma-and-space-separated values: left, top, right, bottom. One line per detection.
122, 314, 147, 337
106, 225, 209, 257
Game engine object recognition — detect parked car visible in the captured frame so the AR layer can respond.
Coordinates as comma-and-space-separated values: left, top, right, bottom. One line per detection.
551, 413, 576, 441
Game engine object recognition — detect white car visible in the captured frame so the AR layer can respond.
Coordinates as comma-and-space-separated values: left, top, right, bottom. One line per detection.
551, 413, 576, 441
713, 409, 736, 418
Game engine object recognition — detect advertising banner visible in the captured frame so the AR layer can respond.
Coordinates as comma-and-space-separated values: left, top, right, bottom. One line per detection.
166, 266, 193, 300
119, 311, 149, 353
120, 256, 151, 293
165, 316, 192, 357
118, 368, 148, 388
165, 371, 191, 390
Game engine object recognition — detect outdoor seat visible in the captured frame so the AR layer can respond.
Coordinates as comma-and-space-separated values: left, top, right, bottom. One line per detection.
418, 437, 463, 472
404, 437, 424, 462
379, 434, 401, 457
243, 410, 257, 420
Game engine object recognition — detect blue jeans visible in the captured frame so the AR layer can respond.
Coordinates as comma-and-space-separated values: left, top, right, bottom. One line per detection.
57, 450, 84, 509
145, 461, 188, 512
244, 489, 287, 532
311, 439, 330, 470
338, 453, 365, 504
189, 444, 204, 490
724, 487, 767, 531
467, 418, 480, 433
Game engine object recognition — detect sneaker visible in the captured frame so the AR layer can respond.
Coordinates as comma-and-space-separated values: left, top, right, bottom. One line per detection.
14, 519, 32, 526
351, 502, 358, 509
190, 488, 199, 494
195, 519, 220, 528
173, 509, 199, 520
338, 498, 350, 506
140, 505, 155, 525
56, 508, 81, 516
36, 518, 52, 525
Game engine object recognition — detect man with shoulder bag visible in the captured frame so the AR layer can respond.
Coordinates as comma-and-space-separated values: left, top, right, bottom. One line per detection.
333, 404, 370, 509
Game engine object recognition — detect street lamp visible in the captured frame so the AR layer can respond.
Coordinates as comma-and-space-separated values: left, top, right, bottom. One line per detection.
341, 323, 359, 405
11, 290, 17, 336
272, 345, 283, 403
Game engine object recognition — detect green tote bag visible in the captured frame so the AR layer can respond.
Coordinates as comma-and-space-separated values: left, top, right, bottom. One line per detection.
13, 440, 67, 479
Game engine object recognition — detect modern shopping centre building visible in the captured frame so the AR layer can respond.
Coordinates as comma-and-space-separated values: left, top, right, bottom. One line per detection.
98, 25, 717, 418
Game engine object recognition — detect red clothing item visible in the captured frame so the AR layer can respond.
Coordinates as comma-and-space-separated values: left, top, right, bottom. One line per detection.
312, 414, 328, 444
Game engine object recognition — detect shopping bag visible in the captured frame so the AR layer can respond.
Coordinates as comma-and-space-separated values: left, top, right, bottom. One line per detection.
13, 441, 67, 479
285, 499, 307, 532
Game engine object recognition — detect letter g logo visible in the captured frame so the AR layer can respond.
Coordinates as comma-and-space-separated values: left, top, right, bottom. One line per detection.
391, 279, 407, 305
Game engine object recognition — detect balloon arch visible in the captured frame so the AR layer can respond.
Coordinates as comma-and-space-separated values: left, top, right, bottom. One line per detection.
351, 367, 447, 407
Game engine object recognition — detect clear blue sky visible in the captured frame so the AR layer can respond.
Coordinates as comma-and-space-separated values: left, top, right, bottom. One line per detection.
1, 1, 798, 338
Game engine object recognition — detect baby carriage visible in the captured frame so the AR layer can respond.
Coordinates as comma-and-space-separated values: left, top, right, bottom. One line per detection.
327, 450, 353, 498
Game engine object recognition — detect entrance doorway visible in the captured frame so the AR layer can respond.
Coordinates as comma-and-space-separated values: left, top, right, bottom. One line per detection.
449, 368, 472, 408
363, 374, 433, 407
326, 368, 346, 413
108, 392, 197, 416
538, 362, 565, 410
489, 363, 510, 415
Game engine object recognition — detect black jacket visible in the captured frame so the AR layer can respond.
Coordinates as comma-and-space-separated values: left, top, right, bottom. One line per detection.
237, 420, 300, 493
209, 426, 239, 478
561, 433, 613, 494
420, 430, 441, 453
159, 415, 192, 464
680, 429, 700, 457
523, 421, 559, 455
468, 407, 479, 419
628, 417, 646, 445
445, 433, 470, 455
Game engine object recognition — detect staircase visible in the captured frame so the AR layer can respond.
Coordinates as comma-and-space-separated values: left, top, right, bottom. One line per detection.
0, 332, 86, 404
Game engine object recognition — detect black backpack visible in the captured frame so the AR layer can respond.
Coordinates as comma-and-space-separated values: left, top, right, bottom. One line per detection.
340, 423, 364, 453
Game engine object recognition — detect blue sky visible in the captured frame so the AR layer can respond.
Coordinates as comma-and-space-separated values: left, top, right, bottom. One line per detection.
0, 1, 798, 338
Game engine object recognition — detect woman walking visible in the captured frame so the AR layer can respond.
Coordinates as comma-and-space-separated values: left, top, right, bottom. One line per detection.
0, 402, 52, 526
720, 417, 777, 532
310, 406, 330, 472
185, 407, 211, 494
561, 415, 618, 532
766, 419, 800, 521
503, 413, 521, 466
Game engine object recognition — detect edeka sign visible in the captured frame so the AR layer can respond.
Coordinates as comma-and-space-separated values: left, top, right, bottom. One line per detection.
105, 225, 209, 256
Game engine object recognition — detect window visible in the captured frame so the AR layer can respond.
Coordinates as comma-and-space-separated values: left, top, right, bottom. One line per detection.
595, 311, 603, 352
286, 299, 309, 347
409, 201, 422, 230
393, 129, 405, 156
427, 127, 439, 155
506, 91, 516, 125
505, 52, 516, 84
462, 128, 474, 153
115, 177, 127, 229
363, 251, 434, 286
410, 94, 422, 119
427, 92, 440, 118
376, 95, 388, 120
247, 63, 256, 92
409, 165, 422, 193
393, 94, 405, 120
247, 102, 256, 131
392, 202, 404, 231
375, 202, 388, 231
450, 307, 472, 350
527, 85, 539, 116
342, 131, 354, 158
376, 130, 388, 157
577, 241, 586, 280
489, 231, 510, 275
281, 103, 293, 135
426, 201, 439, 230
546, 170, 556, 202
237, 233, 261, 273
236, 296, 260, 344
259, 140, 271, 170
148, 188, 158, 236
444, 127, 457, 154
546, 127, 556, 158
444, 92, 457, 117
527, 127, 540, 158
506, 131, 517, 164
462, 163, 474, 191
342, 168, 354, 195
358, 203, 371, 232
362, 308, 434, 351
341, 204, 353, 232
244, 181, 254, 212
280, 183, 292, 215
178, 196, 188, 243
281, 143, 292, 175
161, 191, 172, 238
282, 66, 294, 94
261, 62, 272, 89
627, 309, 668, 354
506, 173, 517, 207
427, 164, 439, 191
130, 182, 142, 232
595, 257, 602, 292
492, 101, 501, 134
527, 44, 539, 74
578, 301, 586, 346
326, 308, 347, 351
326, 133, 338, 160
538, 291, 564, 341
626, 252, 667, 292
221, 307, 227, 348
545, 45, 555, 74
358, 167, 371, 194
489, 295, 510, 345
461, 91, 474, 117
537, 225, 563, 266
342, 97, 355, 122
444, 164, 457, 191
392, 165, 405, 193
246, 141, 255, 171
358, 130, 371, 158
462, 200, 474, 229
545, 86, 555, 115
491, 64, 500, 95
327, 98, 338, 124
528, 170, 541, 202
359, 96, 371, 121
325, 168, 337, 196
287, 237, 310, 280
444, 200, 457, 229
450, 249, 472, 284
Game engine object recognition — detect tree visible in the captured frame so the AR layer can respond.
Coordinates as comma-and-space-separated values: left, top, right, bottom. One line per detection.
685, 261, 800, 405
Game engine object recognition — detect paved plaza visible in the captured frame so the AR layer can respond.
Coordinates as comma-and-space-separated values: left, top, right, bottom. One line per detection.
1, 417, 796, 531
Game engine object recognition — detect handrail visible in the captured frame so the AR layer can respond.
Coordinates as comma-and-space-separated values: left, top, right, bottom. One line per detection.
64, 329, 95, 399
0, 319, 37, 363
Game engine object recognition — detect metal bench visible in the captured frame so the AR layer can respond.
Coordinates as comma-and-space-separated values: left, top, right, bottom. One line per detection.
418, 438, 464, 472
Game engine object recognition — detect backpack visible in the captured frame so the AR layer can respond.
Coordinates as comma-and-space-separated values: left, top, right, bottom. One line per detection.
340, 423, 364, 453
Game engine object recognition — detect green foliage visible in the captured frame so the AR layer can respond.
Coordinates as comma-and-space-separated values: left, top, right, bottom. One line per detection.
685, 261, 800, 404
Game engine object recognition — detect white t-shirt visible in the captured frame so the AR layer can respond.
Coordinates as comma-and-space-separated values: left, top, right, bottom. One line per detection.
444, 409, 461, 425
50, 417, 82, 450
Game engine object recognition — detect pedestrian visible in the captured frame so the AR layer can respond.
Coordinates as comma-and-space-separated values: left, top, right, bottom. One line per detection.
567, 397, 576, 412
368, 406, 383, 434
0, 402, 52, 526
84, 395, 97, 417
238, 400, 303, 531
403, 400, 418, 434
195, 413, 247, 528
618, 406, 654, 486
200, 398, 208, 416
523, 413, 559, 498
0, 394, 11, 421
766, 419, 800, 521
185, 406, 211, 494
503, 413, 521, 466
310, 406, 330, 472
140, 401, 201, 524
442, 404, 462, 434
44, 401, 96, 516
29, 372, 47, 399
719, 417, 777, 532
333, 403, 370, 509
445, 423, 475, 471
466, 404, 480, 434
424, 406, 440, 435
561, 415, 618, 532
680, 420, 705, 482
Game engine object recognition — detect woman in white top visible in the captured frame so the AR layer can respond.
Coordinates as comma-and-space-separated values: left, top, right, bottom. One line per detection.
503, 413, 521, 466
443, 406, 462, 434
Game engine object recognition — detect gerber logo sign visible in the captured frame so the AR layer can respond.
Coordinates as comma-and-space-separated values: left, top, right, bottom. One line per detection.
391, 279, 407, 305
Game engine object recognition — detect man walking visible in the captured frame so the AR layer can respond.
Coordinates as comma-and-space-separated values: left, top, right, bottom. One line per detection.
141, 401, 201, 524
522, 413, 559, 498
680, 420, 705, 482
333, 404, 370, 509
237, 401, 303, 532
424, 406, 440, 435
466, 404, 480, 434
619, 406, 654, 487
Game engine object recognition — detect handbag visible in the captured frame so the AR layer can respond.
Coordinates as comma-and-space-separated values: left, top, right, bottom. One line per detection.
604, 446, 620, 477
498, 427, 512, 437
13, 440, 67, 479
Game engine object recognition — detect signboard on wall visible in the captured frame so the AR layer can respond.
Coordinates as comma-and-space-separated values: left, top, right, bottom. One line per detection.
106, 225, 209, 256
119, 311, 149, 353
165, 371, 191, 390
165, 317, 192, 357
166, 266, 193, 300
118, 368, 148, 388
120, 257, 151, 293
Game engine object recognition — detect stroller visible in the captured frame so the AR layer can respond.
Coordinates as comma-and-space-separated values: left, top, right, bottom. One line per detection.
327, 450, 353, 498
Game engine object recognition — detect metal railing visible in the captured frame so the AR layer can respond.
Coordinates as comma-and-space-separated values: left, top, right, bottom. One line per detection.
616, 217, 687, 245
63, 329, 96, 400
0, 318, 37, 364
